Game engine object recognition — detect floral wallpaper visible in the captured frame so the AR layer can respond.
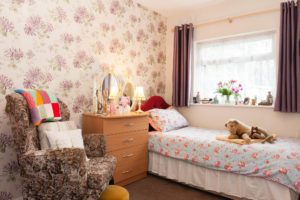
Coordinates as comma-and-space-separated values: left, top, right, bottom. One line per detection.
0, 0, 167, 198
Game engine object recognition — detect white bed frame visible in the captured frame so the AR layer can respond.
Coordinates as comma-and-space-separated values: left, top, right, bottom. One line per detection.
148, 152, 299, 200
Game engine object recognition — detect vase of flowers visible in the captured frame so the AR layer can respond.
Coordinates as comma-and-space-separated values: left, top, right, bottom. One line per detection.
225, 95, 231, 104
216, 80, 243, 104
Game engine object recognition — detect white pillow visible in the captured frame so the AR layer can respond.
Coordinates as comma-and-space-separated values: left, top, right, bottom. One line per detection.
44, 129, 88, 161
148, 108, 188, 132
38, 121, 77, 149
45, 129, 85, 150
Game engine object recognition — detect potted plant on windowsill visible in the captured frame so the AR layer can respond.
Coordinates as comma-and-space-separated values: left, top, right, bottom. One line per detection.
216, 80, 243, 104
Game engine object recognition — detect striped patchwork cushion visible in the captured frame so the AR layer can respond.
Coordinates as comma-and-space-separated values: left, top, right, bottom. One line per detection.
15, 89, 62, 126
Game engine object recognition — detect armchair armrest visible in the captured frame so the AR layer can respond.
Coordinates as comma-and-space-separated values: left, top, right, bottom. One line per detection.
83, 134, 106, 157
19, 148, 87, 199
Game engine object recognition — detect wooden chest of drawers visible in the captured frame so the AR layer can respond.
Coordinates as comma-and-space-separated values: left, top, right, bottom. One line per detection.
82, 112, 149, 186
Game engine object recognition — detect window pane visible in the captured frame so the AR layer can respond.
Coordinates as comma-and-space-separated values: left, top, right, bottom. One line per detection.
194, 31, 276, 102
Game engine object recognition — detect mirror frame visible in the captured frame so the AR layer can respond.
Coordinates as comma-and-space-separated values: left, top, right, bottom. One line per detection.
98, 71, 120, 104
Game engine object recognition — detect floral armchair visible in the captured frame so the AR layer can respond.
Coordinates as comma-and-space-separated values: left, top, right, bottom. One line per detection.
5, 93, 116, 200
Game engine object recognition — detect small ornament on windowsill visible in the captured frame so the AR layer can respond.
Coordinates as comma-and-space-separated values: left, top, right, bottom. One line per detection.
258, 92, 273, 106
251, 98, 257, 106
193, 97, 197, 103
213, 95, 219, 104
267, 91, 273, 104
196, 92, 200, 103
258, 101, 272, 106
243, 97, 250, 105
201, 98, 210, 104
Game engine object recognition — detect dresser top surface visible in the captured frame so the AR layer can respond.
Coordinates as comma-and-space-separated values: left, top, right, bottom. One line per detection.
83, 112, 148, 119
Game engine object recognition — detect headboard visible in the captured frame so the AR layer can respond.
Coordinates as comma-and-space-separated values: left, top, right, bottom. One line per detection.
141, 96, 170, 111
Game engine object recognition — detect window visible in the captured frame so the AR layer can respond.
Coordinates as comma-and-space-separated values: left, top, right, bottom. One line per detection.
193, 31, 276, 103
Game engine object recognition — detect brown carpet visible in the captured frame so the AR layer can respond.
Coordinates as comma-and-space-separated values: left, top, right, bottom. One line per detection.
124, 174, 230, 200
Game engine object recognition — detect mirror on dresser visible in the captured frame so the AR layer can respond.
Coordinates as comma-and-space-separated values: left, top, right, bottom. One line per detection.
94, 72, 120, 114
101, 72, 119, 101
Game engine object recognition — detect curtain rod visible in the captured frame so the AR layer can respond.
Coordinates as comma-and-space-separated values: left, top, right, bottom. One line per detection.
171, 8, 280, 32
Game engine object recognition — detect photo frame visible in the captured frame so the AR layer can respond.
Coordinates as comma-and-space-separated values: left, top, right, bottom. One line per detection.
243, 97, 250, 105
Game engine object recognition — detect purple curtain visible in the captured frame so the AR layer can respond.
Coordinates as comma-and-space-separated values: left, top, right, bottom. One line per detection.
172, 24, 194, 107
275, 1, 300, 112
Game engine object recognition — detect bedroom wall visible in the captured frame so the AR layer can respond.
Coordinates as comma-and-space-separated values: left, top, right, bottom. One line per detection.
165, 0, 300, 138
0, 0, 166, 198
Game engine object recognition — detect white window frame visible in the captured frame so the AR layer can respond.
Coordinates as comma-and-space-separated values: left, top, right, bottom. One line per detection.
191, 30, 278, 105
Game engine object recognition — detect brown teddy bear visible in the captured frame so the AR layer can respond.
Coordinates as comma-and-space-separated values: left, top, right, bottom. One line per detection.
225, 119, 274, 144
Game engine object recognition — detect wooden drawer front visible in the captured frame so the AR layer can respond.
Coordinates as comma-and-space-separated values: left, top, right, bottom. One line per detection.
103, 116, 148, 135
106, 131, 147, 152
114, 158, 148, 183
109, 144, 148, 164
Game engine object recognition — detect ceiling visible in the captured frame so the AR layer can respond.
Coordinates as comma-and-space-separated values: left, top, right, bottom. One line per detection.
135, 0, 227, 17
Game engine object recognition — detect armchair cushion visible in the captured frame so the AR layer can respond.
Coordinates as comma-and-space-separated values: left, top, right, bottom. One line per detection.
87, 155, 116, 189
83, 134, 106, 157
20, 148, 87, 199
38, 121, 77, 149
45, 129, 85, 150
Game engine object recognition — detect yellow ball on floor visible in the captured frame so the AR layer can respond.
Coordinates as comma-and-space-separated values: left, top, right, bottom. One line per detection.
100, 185, 130, 200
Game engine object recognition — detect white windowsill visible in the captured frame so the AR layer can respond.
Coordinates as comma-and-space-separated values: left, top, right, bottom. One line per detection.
189, 103, 274, 109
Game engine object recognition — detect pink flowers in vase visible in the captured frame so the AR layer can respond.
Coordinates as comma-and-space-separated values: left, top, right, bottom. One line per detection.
232, 83, 243, 100
216, 80, 243, 97
216, 80, 243, 104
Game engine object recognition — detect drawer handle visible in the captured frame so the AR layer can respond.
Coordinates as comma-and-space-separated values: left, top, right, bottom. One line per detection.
122, 153, 134, 158
123, 138, 134, 143
124, 122, 134, 127
122, 169, 133, 174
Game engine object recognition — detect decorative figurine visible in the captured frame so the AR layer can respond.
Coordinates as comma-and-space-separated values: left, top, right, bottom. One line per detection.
120, 96, 131, 113
251, 98, 256, 106
115, 105, 121, 114
110, 102, 115, 114
213, 96, 219, 104
267, 91, 273, 105
193, 97, 197, 103
196, 92, 200, 103
258, 92, 273, 106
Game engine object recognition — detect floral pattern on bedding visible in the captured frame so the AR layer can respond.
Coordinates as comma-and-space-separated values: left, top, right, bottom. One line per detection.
148, 108, 188, 132
148, 127, 300, 193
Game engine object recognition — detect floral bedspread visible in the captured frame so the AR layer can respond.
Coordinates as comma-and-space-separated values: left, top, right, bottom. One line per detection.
148, 127, 300, 193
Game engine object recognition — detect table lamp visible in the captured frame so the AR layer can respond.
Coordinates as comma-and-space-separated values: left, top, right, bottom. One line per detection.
134, 86, 145, 113
109, 86, 119, 103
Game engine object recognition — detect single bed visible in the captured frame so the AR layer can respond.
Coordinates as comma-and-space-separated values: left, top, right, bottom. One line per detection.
143, 96, 300, 200
148, 127, 299, 200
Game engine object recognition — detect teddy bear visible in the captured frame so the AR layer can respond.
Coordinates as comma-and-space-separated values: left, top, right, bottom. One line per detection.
225, 119, 274, 144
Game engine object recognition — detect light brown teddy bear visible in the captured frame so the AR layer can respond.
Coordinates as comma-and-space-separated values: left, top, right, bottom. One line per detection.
225, 119, 274, 144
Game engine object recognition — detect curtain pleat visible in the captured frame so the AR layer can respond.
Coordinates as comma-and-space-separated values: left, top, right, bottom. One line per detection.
275, 1, 300, 112
172, 24, 194, 107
